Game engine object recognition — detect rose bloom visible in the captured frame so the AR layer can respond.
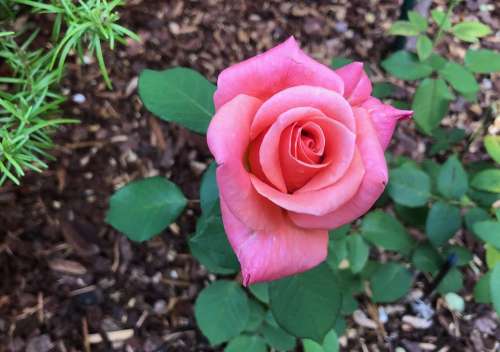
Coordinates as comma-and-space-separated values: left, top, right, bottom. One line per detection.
207, 37, 411, 285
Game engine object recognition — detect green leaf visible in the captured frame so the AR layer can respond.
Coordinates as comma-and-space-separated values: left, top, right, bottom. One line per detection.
465, 49, 500, 73
106, 177, 187, 241
372, 82, 396, 99
394, 204, 428, 229
346, 234, 370, 273
269, 263, 342, 342
408, 11, 428, 32
245, 299, 266, 332
439, 62, 479, 95
303, 330, 339, 352
471, 169, 500, 193
329, 224, 351, 240
388, 21, 420, 36
259, 312, 296, 351
370, 263, 412, 303
484, 136, 500, 163
451, 21, 492, 42
416, 35, 433, 61
473, 221, 500, 249
412, 78, 453, 134
431, 9, 451, 30
388, 165, 431, 207
486, 244, 500, 270
200, 162, 219, 213
474, 273, 491, 304
225, 335, 267, 352
429, 128, 466, 156
426, 202, 461, 247
195, 280, 249, 345
425, 53, 447, 70
468, 188, 500, 209
330, 57, 353, 69
489, 264, 500, 315
443, 245, 473, 266
436, 268, 463, 294
381, 51, 433, 80
327, 236, 348, 270
189, 207, 239, 274
412, 243, 443, 273
361, 210, 415, 254
249, 283, 269, 304
437, 155, 468, 199
138, 67, 216, 134
340, 293, 358, 315
464, 207, 490, 232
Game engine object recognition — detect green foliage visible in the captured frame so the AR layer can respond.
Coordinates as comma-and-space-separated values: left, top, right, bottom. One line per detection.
370, 263, 412, 303
200, 162, 219, 212
465, 49, 500, 73
484, 136, 500, 163
269, 263, 342, 342
195, 280, 250, 345
437, 155, 468, 199
437, 268, 463, 294
474, 272, 491, 304
426, 202, 461, 247
388, 165, 431, 207
0, 0, 137, 185
471, 169, 500, 193
450, 21, 492, 43
416, 35, 433, 61
489, 264, 500, 315
345, 234, 369, 273
381, 51, 433, 80
225, 336, 267, 352
303, 330, 339, 352
138, 68, 216, 134
106, 177, 187, 241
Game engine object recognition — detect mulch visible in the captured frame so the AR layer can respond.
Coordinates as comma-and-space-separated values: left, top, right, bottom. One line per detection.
0, 0, 499, 351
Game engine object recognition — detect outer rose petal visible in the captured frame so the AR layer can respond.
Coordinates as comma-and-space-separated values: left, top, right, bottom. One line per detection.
362, 97, 413, 150
207, 95, 281, 231
251, 151, 365, 216
251, 85, 356, 139
335, 62, 372, 106
220, 197, 328, 285
289, 108, 388, 229
214, 37, 344, 111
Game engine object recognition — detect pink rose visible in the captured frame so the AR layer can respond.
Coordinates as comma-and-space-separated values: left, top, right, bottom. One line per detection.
207, 37, 411, 285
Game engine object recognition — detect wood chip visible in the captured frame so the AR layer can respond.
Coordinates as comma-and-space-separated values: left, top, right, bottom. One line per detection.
48, 259, 87, 275
88, 329, 134, 344
353, 310, 378, 329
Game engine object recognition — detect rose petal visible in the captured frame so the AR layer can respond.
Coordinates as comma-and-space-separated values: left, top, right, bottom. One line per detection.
259, 107, 327, 192
214, 36, 344, 111
251, 85, 356, 139
335, 62, 372, 106
251, 151, 365, 216
362, 97, 412, 150
220, 197, 328, 285
289, 107, 388, 229
207, 94, 281, 230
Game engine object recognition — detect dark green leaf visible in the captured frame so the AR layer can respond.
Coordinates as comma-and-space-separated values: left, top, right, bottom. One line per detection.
249, 283, 269, 304
346, 234, 369, 273
370, 263, 412, 303
388, 166, 431, 207
303, 330, 339, 352
465, 49, 500, 73
245, 299, 266, 332
138, 67, 216, 133
416, 35, 433, 61
200, 162, 218, 213
468, 188, 500, 208
471, 169, 500, 193
490, 264, 500, 315
411, 243, 443, 273
439, 62, 479, 95
412, 78, 453, 135
340, 294, 358, 315
437, 155, 468, 199
329, 224, 351, 240
464, 207, 490, 232
259, 312, 296, 351
372, 82, 396, 99
106, 177, 187, 242
394, 204, 428, 229
189, 207, 239, 274
436, 268, 463, 294
425, 53, 447, 70
443, 245, 473, 266
474, 273, 491, 304
426, 202, 461, 247
269, 263, 342, 342
327, 236, 348, 270
361, 210, 415, 254
486, 244, 500, 270
225, 335, 267, 352
194, 280, 249, 345
451, 21, 492, 42
330, 57, 353, 69
473, 221, 500, 249
429, 128, 466, 156
381, 51, 433, 80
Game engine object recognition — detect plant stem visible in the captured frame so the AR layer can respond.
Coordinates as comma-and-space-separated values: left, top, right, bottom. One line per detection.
432, 0, 461, 48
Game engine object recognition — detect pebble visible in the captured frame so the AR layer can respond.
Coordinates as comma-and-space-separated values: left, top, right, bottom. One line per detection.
72, 93, 86, 104
402, 315, 433, 329
26, 335, 53, 352
445, 292, 465, 313
353, 310, 377, 329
